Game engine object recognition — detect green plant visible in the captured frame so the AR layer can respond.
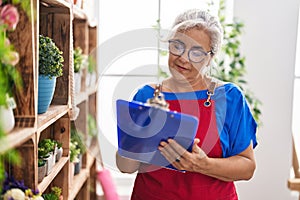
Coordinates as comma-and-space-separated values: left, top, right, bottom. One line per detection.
88, 114, 97, 137
71, 127, 86, 154
211, 0, 262, 125
43, 193, 59, 200
38, 158, 46, 167
87, 55, 96, 74
69, 141, 80, 163
38, 139, 56, 155
51, 186, 62, 198
38, 147, 49, 159
54, 140, 62, 149
73, 46, 84, 73
39, 35, 64, 79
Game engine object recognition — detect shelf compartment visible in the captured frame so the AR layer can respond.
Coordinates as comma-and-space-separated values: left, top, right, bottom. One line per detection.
6, 138, 36, 190
69, 153, 95, 200
7, 1, 37, 128
40, 6, 72, 106
37, 105, 69, 133
0, 127, 35, 153
38, 156, 69, 193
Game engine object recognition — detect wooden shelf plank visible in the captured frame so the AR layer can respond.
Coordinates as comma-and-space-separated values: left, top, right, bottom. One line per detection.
86, 152, 96, 170
38, 157, 69, 193
0, 128, 35, 153
288, 178, 300, 191
69, 169, 89, 200
37, 105, 69, 132
40, 0, 71, 8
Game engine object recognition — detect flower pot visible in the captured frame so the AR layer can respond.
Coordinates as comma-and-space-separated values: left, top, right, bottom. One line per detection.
38, 162, 47, 183
56, 147, 63, 162
74, 72, 81, 93
38, 75, 56, 114
74, 154, 82, 175
0, 105, 15, 133
45, 153, 55, 175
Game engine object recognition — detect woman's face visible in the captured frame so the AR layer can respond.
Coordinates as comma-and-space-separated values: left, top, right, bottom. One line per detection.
168, 28, 212, 83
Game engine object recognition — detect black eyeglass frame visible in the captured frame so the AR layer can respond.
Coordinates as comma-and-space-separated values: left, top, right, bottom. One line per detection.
168, 39, 214, 63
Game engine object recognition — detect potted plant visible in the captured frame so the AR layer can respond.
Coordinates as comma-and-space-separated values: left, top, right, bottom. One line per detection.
38, 139, 57, 175
71, 127, 86, 175
73, 46, 84, 93
38, 158, 47, 183
51, 186, 63, 200
42, 186, 62, 200
38, 35, 64, 114
54, 140, 63, 162
69, 140, 80, 184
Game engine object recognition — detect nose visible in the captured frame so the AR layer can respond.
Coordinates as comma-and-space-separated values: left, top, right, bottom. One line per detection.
179, 50, 189, 63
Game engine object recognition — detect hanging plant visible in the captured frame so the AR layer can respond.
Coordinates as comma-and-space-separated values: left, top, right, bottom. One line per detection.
212, 0, 262, 125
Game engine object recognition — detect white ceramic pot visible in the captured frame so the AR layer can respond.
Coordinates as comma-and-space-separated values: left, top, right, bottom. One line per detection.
74, 72, 81, 93
0, 105, 15, 133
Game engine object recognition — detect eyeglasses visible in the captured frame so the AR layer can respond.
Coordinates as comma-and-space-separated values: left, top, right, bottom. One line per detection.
168, 39, 213, 63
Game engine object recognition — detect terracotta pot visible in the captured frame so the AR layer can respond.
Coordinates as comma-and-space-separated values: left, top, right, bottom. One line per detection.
38, 163, 47, 183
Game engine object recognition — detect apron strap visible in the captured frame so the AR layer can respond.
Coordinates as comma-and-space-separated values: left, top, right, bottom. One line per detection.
204, 78, 217, 107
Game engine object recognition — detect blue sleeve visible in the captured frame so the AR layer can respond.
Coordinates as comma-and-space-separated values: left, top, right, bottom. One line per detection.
132, 85, 154, 103
224, 84, 257, 157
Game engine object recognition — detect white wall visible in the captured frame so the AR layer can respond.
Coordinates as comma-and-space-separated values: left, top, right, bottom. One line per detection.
234, 0, 299, 199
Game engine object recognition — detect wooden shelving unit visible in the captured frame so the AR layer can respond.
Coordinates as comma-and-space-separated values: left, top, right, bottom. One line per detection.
2, 0, 100, 199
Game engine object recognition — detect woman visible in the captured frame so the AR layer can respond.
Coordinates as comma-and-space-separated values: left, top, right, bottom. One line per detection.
116, 9, 257, 200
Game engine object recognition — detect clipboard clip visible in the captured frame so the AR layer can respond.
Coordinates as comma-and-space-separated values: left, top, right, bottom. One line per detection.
146, 84, 169, 111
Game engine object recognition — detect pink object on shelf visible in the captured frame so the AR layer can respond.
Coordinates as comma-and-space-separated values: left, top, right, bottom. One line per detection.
97, 169, 120, 200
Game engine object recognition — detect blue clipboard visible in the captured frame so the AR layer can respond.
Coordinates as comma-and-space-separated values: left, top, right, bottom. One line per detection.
116, 99, 199, 170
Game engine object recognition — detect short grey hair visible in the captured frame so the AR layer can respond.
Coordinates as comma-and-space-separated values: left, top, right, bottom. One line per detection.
171, 9, 223, 55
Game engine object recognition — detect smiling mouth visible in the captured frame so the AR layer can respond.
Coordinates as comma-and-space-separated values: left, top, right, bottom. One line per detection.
176, 65, 189, 71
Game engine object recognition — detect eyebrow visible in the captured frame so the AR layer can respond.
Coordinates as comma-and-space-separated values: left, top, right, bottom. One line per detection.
171, 39, 206, 51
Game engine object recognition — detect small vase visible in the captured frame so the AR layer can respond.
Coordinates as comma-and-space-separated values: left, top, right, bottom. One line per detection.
38, 75, 57, 114
0, 105, 15, 133
74, 154, 82, 175
46, 153, 55, 175
56, 147, 63, 162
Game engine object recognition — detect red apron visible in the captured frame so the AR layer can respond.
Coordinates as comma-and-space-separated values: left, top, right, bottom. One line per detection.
131, 99, 238, 200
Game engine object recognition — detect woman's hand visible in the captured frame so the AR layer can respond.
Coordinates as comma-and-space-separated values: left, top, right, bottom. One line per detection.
158, 138, 256, 182
158, 138, 210, 172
